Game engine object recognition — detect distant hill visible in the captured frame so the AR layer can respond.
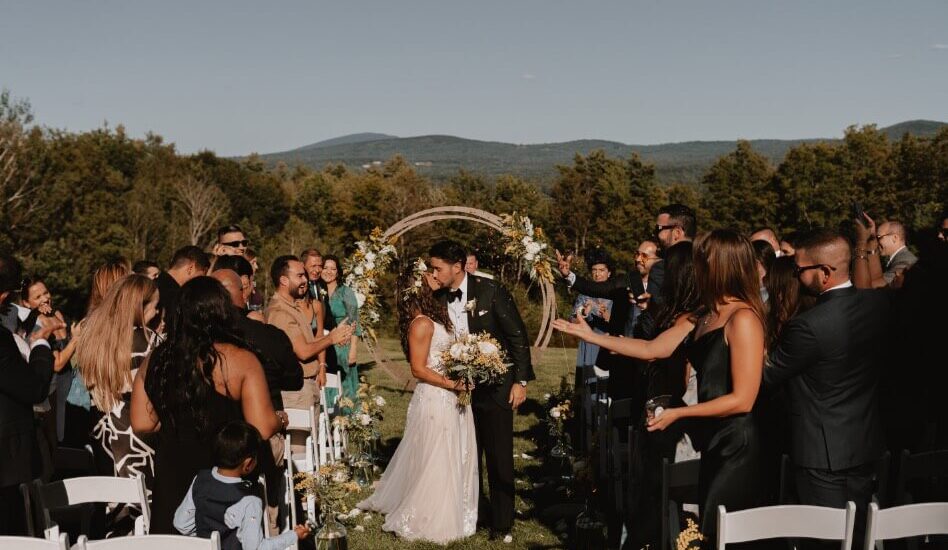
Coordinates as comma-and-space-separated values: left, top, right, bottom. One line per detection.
252, 120, 946, 184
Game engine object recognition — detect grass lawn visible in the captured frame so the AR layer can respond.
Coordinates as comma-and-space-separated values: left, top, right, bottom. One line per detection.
339, 337, 580, 550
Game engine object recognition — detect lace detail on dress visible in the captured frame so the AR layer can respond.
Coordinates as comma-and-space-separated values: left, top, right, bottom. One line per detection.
357, 319, 478, 543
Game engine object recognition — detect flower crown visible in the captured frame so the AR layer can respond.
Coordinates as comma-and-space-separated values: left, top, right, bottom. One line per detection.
402, 257, 428, 301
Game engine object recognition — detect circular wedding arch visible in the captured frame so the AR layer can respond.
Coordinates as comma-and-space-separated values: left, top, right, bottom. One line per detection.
383, 206, 557, 350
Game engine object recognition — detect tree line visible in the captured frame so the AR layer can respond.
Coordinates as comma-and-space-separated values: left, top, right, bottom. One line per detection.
1, 91, 945, 320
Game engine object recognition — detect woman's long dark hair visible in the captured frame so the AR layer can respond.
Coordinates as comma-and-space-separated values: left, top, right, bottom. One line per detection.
765, 255, 814, 346
144, 276, 250, 436
653, 241, 700, 331
396, 262, 452, 357
693, 229, 768, 325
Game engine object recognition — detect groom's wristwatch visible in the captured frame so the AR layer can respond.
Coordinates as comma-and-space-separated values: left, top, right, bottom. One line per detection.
518, 381, 527, 388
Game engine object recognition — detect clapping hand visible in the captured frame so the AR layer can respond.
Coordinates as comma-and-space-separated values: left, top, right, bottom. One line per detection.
30, 315, 65, 344
855, 212, 877, 246
554, 249, 573, 278
330, 321, 354, 345
551, 314, 594, 340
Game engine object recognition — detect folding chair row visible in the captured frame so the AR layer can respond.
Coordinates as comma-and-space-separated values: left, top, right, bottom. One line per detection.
0, 533, 69, 550
718, 501, 948, 550
75, 532, 221, 549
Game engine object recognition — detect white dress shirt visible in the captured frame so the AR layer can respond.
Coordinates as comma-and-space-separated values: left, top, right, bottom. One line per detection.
448, 274, 470, 339
821, 280, 853, 294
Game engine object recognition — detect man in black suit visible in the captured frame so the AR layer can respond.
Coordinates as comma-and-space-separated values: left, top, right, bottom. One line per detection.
155, 245, 210, 328
429, 240, 534, 542
764, 230, 889, 544
0, 253, 63, 535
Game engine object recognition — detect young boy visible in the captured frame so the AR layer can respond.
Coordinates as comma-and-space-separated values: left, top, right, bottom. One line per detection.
174, 420, 311, 549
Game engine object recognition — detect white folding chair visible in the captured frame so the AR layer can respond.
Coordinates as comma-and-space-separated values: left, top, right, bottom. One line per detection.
282, 436, 300, 550
0, 533, 69, 550
284, 406, 318, 472
77, 532, 220, 549
718, 502, 856, 550
317, 387, 336, 465
34, 475, 150, 538
864, 502, 948, 550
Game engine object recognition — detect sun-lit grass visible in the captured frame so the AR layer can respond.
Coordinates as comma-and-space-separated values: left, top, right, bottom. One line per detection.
339, 337, 579, 550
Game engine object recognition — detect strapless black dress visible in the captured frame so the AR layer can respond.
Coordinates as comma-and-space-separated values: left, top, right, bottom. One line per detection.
686, 327, 763, 545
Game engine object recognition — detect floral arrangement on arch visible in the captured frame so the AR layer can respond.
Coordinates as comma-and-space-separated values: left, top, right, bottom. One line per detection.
500, 213, 554, 283
344, 227, 398, 346
294, 462, 361, 518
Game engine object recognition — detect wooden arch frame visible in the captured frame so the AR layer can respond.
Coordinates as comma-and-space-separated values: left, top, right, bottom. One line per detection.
384, 206, 557, 349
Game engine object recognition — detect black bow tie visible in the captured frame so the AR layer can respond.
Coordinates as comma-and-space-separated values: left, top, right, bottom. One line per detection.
448, 289, 464, 303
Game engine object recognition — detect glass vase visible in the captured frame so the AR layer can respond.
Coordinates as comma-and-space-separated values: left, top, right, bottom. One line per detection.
574, 501, 606, 549
315, 515, 349, 550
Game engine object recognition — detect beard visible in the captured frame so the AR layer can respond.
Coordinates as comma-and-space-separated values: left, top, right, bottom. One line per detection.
290, 284, 307, 299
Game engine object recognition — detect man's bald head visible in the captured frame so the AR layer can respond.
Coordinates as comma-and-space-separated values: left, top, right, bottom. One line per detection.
210, 269, 244, 309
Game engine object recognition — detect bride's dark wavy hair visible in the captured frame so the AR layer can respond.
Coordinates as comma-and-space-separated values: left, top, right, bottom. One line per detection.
144, 276, 251, 436
396, 261, 452, 357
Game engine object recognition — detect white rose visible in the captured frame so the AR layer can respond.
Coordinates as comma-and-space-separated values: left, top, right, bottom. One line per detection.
477, 341, 499, 356
365, 260, 375, 271
521, 236, 532, 246
544, 393, 552, 400
525, 241, 543, 255
550, 408, 561, 419
354, 265, 364, 276
354, 291, 366, 307
365, 252, 377, 262
450, 343, 465, 360
524, 252, 536, 262
359, 414, 372, 426
374, 396, 386, 407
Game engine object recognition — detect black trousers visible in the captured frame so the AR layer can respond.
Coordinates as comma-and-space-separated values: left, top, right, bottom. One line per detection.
795, 463, 874, 550
472, 397, 515, 532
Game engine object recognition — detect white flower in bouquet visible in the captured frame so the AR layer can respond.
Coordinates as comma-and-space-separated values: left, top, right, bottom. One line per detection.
354, 264, 365, 276
521, 236, 532, 247
365, 251, 377, 263
332, 468, 349, 483
477, 340, 499, 356
354, 291, 366, 307
550, 408, 562, 419
449, 342, 466, 360
524, 217, 534, 236
359, 413, 372, 426
365, 260, 375, 271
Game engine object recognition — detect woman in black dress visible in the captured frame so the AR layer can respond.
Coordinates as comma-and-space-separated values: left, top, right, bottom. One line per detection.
554, 229, 767, 545
130, 277, 282, 534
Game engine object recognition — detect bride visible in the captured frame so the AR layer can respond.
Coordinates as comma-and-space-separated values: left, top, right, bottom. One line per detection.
357, 259, 478, 543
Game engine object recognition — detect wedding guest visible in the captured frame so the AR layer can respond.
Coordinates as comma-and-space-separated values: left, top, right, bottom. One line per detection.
752, 239, 776, 303
173, 421, 309, 549
573, 250, 614, 368
155, 245, 210, 328
779, 232, 800, 257
214, 224, 249, 257
211, 255, 263, 321
130, 277, 282, 534
874, 220, 918, 286
244, 249, 264, 313
555, 229, 767, 544
764, 229, 889, 548
321, 255, 363, 407
75, 274, 160, 522
133, 260, 161, 280
465, 252, 494, 279
63, 258, 131, 448
0, 252, 62, 535
266, 256, 351, 412
751, 227, 782, 256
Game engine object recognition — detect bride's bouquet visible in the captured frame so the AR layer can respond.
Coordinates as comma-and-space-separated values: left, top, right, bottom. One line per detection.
440, 332, 510, 407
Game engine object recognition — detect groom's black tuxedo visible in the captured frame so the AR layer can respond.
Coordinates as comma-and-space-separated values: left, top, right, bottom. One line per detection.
441, 274, 534, 533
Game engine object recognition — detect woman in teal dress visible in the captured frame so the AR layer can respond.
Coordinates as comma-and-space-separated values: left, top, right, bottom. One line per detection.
321, 255, 362, 410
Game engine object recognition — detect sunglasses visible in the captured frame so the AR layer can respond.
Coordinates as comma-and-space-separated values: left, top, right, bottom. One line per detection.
221, 239, 250, 248
655, 224, 680, 235
793, 263, 837, 278
875, 233, 894, 241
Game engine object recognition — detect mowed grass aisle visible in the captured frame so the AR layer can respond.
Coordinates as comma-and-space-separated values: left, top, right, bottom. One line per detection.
343, 337, 578, 550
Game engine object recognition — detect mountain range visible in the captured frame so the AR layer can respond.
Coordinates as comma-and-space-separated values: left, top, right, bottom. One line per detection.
251, 120, 946, 184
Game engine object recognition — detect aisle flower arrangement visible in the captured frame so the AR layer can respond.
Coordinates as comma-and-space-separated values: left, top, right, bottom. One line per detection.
294, 462, 362, 518
440, 332, 510, 407
500, 213, 554, 283
344, 227, 398, 346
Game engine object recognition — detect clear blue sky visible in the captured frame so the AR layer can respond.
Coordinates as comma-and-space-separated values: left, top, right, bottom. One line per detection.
2, 1, 946, 156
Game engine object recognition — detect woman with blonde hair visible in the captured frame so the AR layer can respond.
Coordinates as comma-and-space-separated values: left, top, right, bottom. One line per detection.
63, 258, 132, 447
75, 274, 160, 507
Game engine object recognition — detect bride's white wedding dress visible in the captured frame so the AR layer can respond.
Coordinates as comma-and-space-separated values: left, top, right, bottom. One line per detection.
357, 316, 478, 543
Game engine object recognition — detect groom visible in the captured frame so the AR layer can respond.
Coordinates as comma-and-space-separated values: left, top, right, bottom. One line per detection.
429, 240, 535, 540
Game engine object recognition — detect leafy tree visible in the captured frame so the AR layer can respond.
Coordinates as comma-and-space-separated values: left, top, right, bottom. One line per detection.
700, 140, 776, 234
